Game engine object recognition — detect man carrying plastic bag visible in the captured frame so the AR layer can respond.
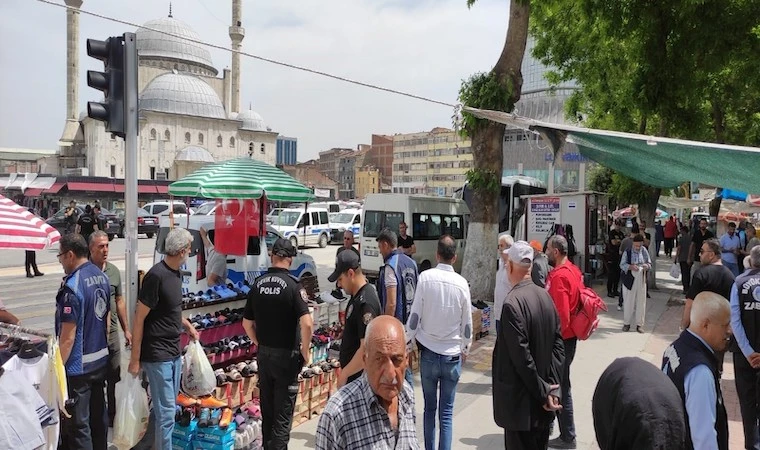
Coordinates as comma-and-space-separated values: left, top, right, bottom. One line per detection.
128, 228, 200, 450
112, 376, 149, 448
181, 340, 216, 397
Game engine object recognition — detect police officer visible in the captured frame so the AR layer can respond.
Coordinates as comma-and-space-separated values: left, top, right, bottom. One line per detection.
730, 245, 760, 450
242, 238, 313, 450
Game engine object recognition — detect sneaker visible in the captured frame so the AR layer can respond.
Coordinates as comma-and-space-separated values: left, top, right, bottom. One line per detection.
210, 408, 222, 427
616, 305, 622, 311
198, 407, 211, 428
636, 326, 644, 334
622, 325, 630, 332
548, 437, 577, 449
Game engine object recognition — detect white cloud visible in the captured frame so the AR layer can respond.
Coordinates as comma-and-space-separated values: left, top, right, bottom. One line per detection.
0, 0, 509, 160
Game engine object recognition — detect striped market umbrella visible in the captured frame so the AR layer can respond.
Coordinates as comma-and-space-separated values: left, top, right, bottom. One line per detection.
0, 194, 61, 250
168, 158, 315, 202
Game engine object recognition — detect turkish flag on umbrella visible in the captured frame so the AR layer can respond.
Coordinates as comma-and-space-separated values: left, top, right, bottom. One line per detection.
214, 199, 261, 256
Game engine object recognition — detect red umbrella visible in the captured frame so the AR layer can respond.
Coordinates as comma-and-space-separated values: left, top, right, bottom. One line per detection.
0, 194, 61, 250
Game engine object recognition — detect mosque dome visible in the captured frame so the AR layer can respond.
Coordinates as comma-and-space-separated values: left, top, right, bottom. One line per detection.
136, 17, 217, 75
140, 72, 226, 119
238, 109, 267, 132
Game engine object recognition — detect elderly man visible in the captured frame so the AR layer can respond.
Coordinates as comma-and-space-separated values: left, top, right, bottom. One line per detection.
406, 235, 472, 450
315, 316, 418, 450
662, 292, 732, 450
494, 233, 514, 334
129, 228, 199, 450
493, 241, 564, 450
336, 230, 360, 259
730, 246, 760, 449
620, 234, 652, 333
56, 233, 111, 450
89, 231, 131, 427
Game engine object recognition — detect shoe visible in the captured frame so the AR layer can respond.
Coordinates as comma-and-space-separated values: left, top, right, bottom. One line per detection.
548, 437, 577, 449
220, 408, 233, 428
607, 293, 615, 298
34, 272, 44, 277
646, 292, 651, 298
636, 326, 644, 334
210, 408, 222, 426
622, 325, 630, 332
617, 305, 622, 311
179, 407, 194, 427
198, 407, 211, 428
199, 395, 228, 409
177, 392, 200, 407
26, 273, 34, 278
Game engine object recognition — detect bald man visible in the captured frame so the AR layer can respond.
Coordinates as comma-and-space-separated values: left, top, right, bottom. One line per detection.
662, 292, 731, 450
315, 316, 419, 449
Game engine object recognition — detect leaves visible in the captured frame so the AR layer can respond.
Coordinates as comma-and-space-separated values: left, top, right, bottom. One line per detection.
458, 72, 514, 138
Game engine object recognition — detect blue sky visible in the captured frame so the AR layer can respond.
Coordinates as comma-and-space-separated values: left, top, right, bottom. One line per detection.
0, 0, 510, 160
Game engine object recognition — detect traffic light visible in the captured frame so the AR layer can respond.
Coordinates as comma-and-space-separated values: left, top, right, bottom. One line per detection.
86, 36, 126, 137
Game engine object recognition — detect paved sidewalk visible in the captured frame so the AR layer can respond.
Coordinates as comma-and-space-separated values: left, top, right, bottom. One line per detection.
290, 258, 703, 449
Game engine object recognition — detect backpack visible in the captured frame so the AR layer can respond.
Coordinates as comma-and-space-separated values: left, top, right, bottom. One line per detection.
569, 285, 608, 340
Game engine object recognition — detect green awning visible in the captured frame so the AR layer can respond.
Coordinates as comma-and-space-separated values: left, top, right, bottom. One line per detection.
464, 107, 760, 194
169, 158, 315, 202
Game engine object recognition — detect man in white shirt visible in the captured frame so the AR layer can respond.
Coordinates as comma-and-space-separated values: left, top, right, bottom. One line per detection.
200, 226, 228, 286
494, 233, 514, 334
406, 235, 472, 450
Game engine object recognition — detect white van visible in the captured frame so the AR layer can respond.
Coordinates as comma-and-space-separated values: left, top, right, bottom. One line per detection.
154, 215, 318, 294
360, 194, 470, 281
329, 208, 362, 243
270, 207, 331, 248
310, 201, 342, 213
143, 200, 190, 217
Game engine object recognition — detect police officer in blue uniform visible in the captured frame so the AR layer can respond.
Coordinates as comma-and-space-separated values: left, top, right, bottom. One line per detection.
55, 233, 111, 450
243, 238, 313, 450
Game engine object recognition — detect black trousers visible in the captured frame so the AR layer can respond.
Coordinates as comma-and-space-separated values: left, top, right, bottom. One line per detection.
504, 425, 550, 450
679, 262, 692, 293
734, 353, 760, 450
25, 250, 40, 275
664, 238, 675, 256
258, 345, 302, 450
59, 365, 108, 450
557, 338, 577, 442
607, 261, 620, 295
106, 340, 121, 425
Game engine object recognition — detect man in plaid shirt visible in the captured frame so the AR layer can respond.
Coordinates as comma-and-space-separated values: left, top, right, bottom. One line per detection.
315, 316, 419, 449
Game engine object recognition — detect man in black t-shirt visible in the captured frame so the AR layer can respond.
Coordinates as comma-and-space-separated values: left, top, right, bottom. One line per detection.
129, 228, 199, 450
398, 221, 416, 256
682, 238, 735, 332
243, 238, 313, 449
688, 218, 715, 271
327, 250, 381, 386
64, 200, 78, 234
77, 204, 98, 244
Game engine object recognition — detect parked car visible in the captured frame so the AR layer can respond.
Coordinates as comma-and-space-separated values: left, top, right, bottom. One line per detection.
46, 206, 118, 241
114, 208, 159, 238
142, 200, 190, 217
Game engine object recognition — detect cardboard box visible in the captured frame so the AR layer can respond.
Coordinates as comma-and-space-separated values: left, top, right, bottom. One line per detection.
193, 440, 234, 450
472, 309, 483, 339
172, 441, 194, 450
241, 375, 258, 400
172, 419, 199, 441
195, 422, 237, 445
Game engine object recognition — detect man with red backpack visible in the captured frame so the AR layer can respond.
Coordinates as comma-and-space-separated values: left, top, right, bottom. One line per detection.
545, 235, 583, 449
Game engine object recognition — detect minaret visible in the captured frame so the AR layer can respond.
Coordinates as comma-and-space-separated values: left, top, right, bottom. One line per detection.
60, 0, 83, 142
229, 0, 244, 114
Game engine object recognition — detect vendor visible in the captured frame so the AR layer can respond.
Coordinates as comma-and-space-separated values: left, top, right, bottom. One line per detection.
0, 298, 19, 325
200, 226, 228, 286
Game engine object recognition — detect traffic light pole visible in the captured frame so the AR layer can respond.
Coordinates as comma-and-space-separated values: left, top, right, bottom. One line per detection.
123, 32, 139, 325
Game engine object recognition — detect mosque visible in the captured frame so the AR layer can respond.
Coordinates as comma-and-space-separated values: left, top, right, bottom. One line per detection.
58, 0, 276, 181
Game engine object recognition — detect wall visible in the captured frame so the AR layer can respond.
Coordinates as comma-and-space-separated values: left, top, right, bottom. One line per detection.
355, 166, 380, 199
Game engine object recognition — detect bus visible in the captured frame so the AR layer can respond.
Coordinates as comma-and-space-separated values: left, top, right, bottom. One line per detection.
360, 194, 470, 282
455, 175, 546, 237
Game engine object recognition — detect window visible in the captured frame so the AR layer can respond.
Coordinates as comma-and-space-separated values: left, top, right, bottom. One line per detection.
311, 212, 319, 225
165, 168, 170, 179
260, 143, 265, 153
150, 166, 156, 180
319, 211, 329, 224
363, 210, 404, 238
217, 135, 223, 147
198, 133, 204, 145
185, 132, 191, 144
297, 213, 311, 228
164, 130, 171, 141
150, 129, 157, 140
229, 137, 235, 148
152, 204, 168, 214
412, 213, 464, 240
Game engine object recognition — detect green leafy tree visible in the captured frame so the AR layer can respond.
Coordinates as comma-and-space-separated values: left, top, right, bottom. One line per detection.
458, 0, 530, 301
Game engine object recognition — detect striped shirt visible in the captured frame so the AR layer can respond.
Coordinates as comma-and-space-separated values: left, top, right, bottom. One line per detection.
315, 372, 419, 450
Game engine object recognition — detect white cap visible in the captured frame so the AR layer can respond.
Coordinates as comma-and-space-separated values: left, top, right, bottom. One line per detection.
508, 241, 534, 264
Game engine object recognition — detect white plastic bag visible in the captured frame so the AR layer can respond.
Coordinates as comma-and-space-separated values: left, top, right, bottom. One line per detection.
113, 375, 149, 448
181, 340, 216, 397
670, 262, 681, 279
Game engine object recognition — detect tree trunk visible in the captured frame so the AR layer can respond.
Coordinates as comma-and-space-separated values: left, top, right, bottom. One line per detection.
638, 188, 661, 289
462, 122, 506, 301
461, 0, 530, 302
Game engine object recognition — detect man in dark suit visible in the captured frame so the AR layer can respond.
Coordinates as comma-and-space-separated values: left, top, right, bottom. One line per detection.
493, 241, 565, 450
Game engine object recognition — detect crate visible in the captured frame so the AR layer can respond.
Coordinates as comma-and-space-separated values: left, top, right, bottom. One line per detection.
311, 303, 329, 326
472, 309, 483, 340
292, 378, 312, 425
328, 370, 339, 397
310, 391, 329, 417
327, 303, 340, 325
241, 375, 259, 401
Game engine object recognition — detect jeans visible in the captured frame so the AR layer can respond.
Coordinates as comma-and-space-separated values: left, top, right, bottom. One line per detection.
59, 365, 108, 450
142, 357, 182, 450
557, 338, 577, 442
723, 260, 740, 277
405, 366, 414, 387
420, 348, 462, 450
258, 346, 302, 450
